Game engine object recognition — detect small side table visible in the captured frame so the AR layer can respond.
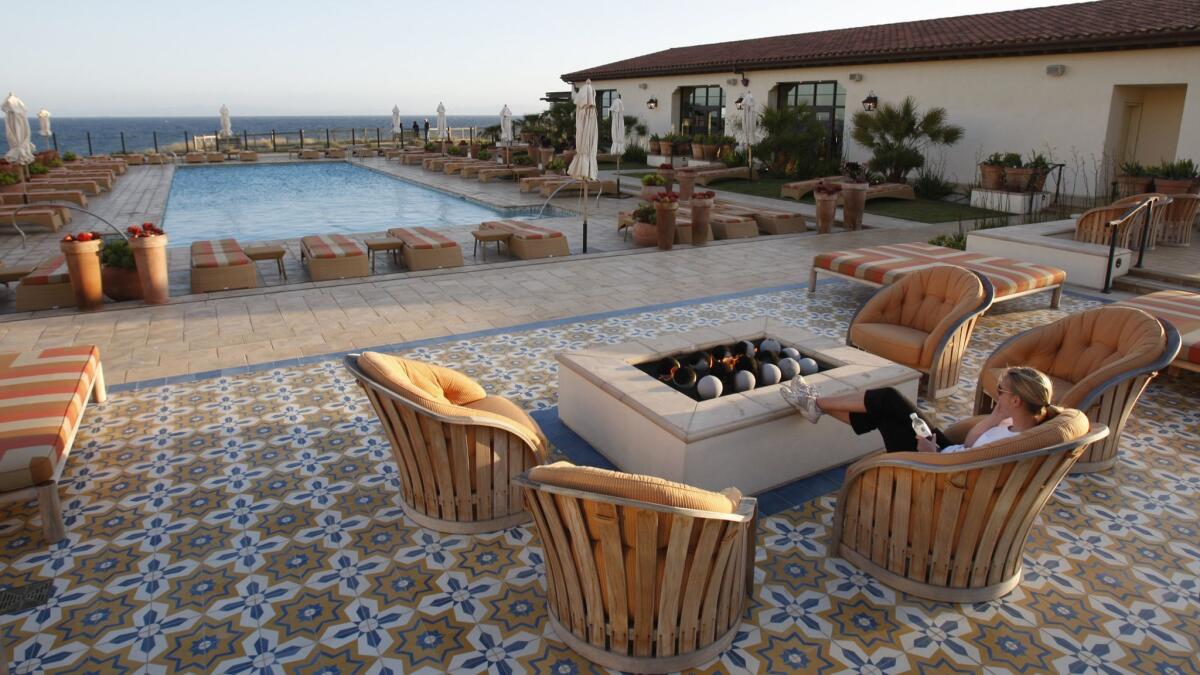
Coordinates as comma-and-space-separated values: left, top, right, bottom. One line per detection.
365, 237, 406, 272
243, 245, 287, 280
472, 229, 511, 260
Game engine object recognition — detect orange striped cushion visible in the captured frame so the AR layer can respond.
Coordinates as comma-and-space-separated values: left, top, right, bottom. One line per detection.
1116, 290, 1200, 365
388, 227, 459, 250
814, 243, 1065, 298
191, 239, 252, 268
302, 234, 365, 259
481, 219, 563, 240
21, 256, 69, 286
0, 346, 99, 491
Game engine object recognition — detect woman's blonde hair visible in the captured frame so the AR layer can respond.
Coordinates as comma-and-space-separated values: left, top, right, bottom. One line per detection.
1002, 367, 1054, 419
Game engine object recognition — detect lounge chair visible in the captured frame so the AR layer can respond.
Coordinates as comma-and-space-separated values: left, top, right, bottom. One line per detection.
715, 201, 807, 234
0, 346, 107, 545
185, 152, 206, 164
460, 163, 500, 178
1157, 194, 1199, 247
692, 165, 750, 185
344, 352, 549, 532
206, 152, 225, 163
537, 178, 618, 198
863, 183, 917, 201
1115, 289, 1200, 373
422, 156, 456, 171
0, 260, 33, 289
443, 159, 492, 175
300, 234, 369, 281
387, 227, 465, 271
810, 242, 1066, 308
352, 147, 377, 158
400, 152, 440, 165
832, 408, 1107, 602
848, 264, 994, 399
515, 462, 756, 672
27, 178, 102, 195
478, 166, 540, 183
145, 153, 168, 165
1, 190, 88, 208
480, 219, 569, 259
239, 151, 258, 162
14, 256, 74, 311
45, 170, 113, 190
519, 175, 569, 193
123, 154, 145, 165
676, 209, 758, 239
977, 305, 1178, 473
190, 239, 258, 293
298, 149, 322, 160
0, 206, 66, 232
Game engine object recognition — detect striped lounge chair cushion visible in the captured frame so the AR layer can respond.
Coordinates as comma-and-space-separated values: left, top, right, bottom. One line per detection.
0, 346, 99, 491
814, 242, 1065, 299
1115, 290, 1200, 365
388, 227, 459, 250
21, 256, 69, 286
191, 239, 252, 268
482, 220, 563, 240
302, 234, 365, 259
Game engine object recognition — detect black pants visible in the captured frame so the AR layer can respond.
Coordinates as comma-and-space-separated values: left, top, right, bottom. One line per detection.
848, 387, 950, 452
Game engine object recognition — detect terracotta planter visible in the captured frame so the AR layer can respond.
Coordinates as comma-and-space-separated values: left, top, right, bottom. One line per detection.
60, 239, 104, 310
1117, 175, 1154, 197
536, 147, 552, 166
654, 203, 677, 250
676, 170, 696, 202
690, 198, 713, 244
691, 144, 705, 160
640, 185, 666, 201
1028, 168, 1049, 193
815, 193, 838, 234
979, 164, 1004, 190
1153, 178, 1194, 195
1004, 167, 1034, 192
657, 141, 673, 157
841, 183, 868, 231
675, 143, 690, 158
562, 150, 576, 166
101, 266, 142, 302
631, 220, 657, 247
657, 168, 675, 190
131, 235, 169, 304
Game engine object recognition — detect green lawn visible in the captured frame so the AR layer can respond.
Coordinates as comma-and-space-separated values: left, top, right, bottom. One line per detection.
599, 161, 650, 171
708, 178, 1009, 224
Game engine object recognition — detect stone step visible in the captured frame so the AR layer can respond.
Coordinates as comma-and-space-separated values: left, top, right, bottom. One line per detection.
1124, 266, 1200, 290
1112, 275, 1199, 295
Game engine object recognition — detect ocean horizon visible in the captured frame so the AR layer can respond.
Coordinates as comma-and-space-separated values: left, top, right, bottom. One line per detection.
2, 114, 506, 156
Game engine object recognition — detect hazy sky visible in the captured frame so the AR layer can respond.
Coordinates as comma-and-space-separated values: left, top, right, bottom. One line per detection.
5, 0, 1087, 117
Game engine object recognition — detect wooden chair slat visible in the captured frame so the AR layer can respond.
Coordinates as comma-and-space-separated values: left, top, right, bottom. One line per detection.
950, 466, 1002, 587
678, 519, 724, 654
887, 470, 912, 575
449, 426, 474, 519
632, 510, 658, 657
595, 502, 630, 654
655, 516, 695, 657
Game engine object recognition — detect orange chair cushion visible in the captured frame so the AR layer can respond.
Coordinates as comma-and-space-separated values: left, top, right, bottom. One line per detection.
462, 395, 545, 441
359, 351, 486, 407
528, 461, 741, 514
849, 323, 928, 368
917, 407, 1090, 465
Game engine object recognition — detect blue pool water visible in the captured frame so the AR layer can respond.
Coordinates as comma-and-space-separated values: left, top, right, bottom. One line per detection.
162, 163, 521, 247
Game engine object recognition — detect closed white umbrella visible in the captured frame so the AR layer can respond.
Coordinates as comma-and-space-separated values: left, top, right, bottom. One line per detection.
219, 104, 232, 139
568, 80, 599, 253
3, 93, 36, 182
740, 92, 756, 179
37, 109, 51, 138
500, 105, 513, 144
609, 96, 626, 193
436, 102, 447, 153
391, 105, 402, 135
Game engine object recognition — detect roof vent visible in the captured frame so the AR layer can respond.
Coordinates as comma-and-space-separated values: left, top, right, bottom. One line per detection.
726, 78, 739, 85
1046, 64, 1066, 76
849, 73, 863, 82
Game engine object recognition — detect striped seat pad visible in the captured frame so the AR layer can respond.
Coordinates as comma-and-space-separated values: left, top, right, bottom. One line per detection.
814, 242, 1066, 298
387, 227, 459, 250
302, 234, 365, 259
191, 239, 252, 268
1115, 290, 1200, 365
21, 256, 69, 286
481, 219, 564, 240
0, 346, 99, 491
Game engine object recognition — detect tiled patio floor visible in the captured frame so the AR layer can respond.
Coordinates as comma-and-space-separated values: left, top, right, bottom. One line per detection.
1, 282, 1196, 673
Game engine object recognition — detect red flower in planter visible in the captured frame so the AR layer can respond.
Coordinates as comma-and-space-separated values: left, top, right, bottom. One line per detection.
658, 163, 674, 170
651, 191, 679, 204
76, 232, 94, 242
814, 181, 843, 196
693, 190, 716, 200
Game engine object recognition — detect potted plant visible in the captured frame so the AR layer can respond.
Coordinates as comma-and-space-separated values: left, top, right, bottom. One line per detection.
60, 232, 104, 310
659, 135, 674, 157
657, 162, 675, 187
1002, 152, 1032, 192
631, 203, 657, 247
673, 134, 691, 158
651, 191, 679, 250
1117, 161, 1153, 197
979, 153, 1006, 190
478, 149, 491, 161
1152, 159, 1199, 194
840, 161, 869, 231
546, 158, 567, 175
100, 236, 143, 302
127, 223, 169, 304
690, 190, 715, 244
513, 153, 534, 167
814, 181, 842, 234
718, 135, 736, 159
62, 151, 78, 162
691, 134, 705, 160
640, 173, 668, 200
1026, 153, 1051, 192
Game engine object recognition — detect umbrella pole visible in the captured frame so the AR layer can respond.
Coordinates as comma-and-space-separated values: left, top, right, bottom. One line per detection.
582, 182, 589, 254
616, 155, 621, 194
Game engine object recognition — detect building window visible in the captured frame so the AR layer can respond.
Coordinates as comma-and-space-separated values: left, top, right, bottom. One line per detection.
679, 86, 725, 136
596, 89, 617, 120
777, 81, 846, 159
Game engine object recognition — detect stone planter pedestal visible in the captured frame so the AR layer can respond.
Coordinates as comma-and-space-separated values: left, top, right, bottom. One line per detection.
654, 203, 678, 251
131, 235, 170, 304
690, 198, 713, 244
815, 193, 838, 234
841, 183, 868, 231
60, 239, 104, 311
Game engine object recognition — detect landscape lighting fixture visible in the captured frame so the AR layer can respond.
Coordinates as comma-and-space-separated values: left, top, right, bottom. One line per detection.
862, 91, 878, 112
646, 97, 658, 110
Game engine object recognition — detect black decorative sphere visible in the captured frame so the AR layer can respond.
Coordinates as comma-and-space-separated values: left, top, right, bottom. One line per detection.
672, 366, 697, 389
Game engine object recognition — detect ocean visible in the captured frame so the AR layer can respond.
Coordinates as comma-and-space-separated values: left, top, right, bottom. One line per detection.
1, 115, 503, 156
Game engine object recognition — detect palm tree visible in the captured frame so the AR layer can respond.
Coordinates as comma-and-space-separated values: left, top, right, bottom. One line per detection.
850, 96, 963, 182
753, 104, 826, 176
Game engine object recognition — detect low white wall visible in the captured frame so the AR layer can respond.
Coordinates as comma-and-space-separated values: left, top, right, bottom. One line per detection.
966, 219, 1131, 289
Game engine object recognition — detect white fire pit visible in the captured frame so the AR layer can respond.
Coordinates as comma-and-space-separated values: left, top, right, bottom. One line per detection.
556, 319, 920, 494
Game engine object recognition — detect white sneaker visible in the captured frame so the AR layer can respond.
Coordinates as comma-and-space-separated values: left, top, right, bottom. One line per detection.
781, 375, 822, 423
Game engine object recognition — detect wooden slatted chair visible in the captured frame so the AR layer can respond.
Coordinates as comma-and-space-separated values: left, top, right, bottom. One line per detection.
1112, 193, 1172, 250
515, 462, 756, 673
344, 352, 550, 533
1158, 193, 1199, 247
848, 265, 994, 399
973, 306, 1180, 473
1074, 203, 1144, 248
832, 409, 1108, 602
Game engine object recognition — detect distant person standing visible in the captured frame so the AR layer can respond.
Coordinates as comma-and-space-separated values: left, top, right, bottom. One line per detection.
423, 118, 429, 142
412, 120, 419, 139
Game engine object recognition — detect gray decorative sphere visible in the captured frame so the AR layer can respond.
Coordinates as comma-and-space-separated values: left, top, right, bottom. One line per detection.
759, 362, 781, 386
697, 375, 723, 400
733, 370, 756, 392
759, 338, 781, 355
798, 357, 820, 375
778, 357, 800, 380
781, 347, 800, 360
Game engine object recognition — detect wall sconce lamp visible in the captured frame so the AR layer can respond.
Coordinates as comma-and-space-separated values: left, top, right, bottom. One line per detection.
646, 97, 658, 110
735, 71, 750, 87
734, 96, 745, 111
861, 91, 878, 112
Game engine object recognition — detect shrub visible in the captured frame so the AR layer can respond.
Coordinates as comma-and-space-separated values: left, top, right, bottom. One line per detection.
447, 145, 466, 156
423, 142, 437, 152
100, 237, 137, 269
1026, 153, 1050, 170
63, 151, 78, 162
633, 203, 656, 224
841, 161, 869, 183
752, 104, 826, 177
913, 166, 956, 199
850, 96, 964, 182
1001, 152, 1023, 168
621, 144, 647, 164
27, 163, 49, 175
1118, 160, 1146, 176
929, 232, 966, 250
513, 154, 534, 166
982, 152, 1006, 166
1152, 159, 1198, 179
0, 172, 17, 186
546, 158, 566, 172
641, 174, 667, 186
477, 150, 491, 160
720, 149, 746, 168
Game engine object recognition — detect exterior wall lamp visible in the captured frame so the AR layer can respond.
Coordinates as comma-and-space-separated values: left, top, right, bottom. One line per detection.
861, 91, 878, 112
646, 97, 658, 110
734, 96, 745, 111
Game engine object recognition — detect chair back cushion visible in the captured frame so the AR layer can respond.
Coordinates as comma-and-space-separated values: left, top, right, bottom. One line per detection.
358, 351, 486, 407
920, 407, 1089, 465
528, 461, 741, 514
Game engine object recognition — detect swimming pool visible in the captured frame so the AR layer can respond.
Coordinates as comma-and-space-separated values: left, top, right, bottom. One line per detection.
162, 162, 538, 246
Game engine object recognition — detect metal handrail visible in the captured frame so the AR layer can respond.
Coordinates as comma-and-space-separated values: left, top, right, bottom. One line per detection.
7, 202, 127, 248
1101, 197, 1154, 293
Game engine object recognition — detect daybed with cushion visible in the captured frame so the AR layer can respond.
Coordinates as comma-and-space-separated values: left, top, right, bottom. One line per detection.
781, 175, 844, 200
43, 170, 112, 190
185, 152, 206, 163
239, 151, 258, 161
518, 175, 570, 193
538, 178, 618, 198
832, 408, 1107, 602
976, 306, 1179, 473
692, 165, 750, 185
190, 239, 258, 293
478, 166, 541, 183
676, 209, 758, 240
387, 227, 465, 271
1, 188, 88, 207
848, 264, 994, 399
0, 345, 106, 545
344, 352, 549, 533
481, 219, 569, 259
206, 152, 225, 163
300, 234, 369, 281
15, 256, 74, 311
298, 149, 322, 160
515, 462, 756, 672
27, 177, 102, 195
1115, 289, 1200, 373
400, 152, 440, 165
325, 148, 347, 159
714, 201, 806, 234
862, 182, 917, 201
810, 242, 1065, 308
0, 206, 67, 232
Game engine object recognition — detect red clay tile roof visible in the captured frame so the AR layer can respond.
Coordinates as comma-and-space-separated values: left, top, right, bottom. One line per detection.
561, 0, 1200, 82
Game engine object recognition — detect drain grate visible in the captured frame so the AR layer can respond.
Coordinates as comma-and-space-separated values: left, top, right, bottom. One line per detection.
0, 580, 53, 615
